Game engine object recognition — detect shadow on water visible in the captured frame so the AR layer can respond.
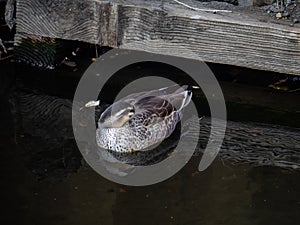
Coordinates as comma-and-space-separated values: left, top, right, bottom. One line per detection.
1, 54, 300, 225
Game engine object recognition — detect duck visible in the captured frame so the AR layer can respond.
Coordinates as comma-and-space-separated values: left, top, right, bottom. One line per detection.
96, 85, 192, 153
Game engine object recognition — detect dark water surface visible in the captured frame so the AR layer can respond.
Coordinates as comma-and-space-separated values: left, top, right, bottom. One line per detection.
1, 59, 300, 225
1, 136, 300, 225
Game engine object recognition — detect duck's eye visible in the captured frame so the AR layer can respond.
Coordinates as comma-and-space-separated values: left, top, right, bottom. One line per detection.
128, 108, 135, 117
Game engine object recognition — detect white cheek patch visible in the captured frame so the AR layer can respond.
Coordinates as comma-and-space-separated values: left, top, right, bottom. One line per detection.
113, 108, 128, 118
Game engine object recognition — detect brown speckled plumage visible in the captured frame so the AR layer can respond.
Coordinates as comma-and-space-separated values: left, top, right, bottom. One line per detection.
96, 86, 192, 153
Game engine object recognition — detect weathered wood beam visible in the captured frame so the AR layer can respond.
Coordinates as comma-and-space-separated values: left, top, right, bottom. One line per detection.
16, 0, 300, 75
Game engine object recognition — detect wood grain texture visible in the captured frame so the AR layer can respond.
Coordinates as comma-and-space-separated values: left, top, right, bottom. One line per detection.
16, 0, 99, 42
16, 0, 300, 75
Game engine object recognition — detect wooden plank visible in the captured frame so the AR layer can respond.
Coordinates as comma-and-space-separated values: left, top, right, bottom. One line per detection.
98, 2, 118, 46
16, 0, 100, 42
16, 0, 300, 75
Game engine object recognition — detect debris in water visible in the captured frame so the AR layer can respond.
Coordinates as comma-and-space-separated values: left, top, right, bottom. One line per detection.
276, 12, 282, 19
61, 57, 77, 67
268, 76, 300, 92
85, 100, 100, 108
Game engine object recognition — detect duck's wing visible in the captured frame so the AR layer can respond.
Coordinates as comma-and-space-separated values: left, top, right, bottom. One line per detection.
135, 96, 174, 118
132, 96, 173, 126
133, 87, 192, 125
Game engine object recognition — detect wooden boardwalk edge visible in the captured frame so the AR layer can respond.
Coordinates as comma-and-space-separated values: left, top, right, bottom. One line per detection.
16, 0, 300, 75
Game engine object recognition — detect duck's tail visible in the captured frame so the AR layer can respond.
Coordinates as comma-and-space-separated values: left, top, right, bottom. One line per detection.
181, 89, 192, 110
169, 85, 192, 112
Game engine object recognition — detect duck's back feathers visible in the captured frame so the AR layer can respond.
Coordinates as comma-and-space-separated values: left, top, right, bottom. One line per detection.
129, 85, 192, 126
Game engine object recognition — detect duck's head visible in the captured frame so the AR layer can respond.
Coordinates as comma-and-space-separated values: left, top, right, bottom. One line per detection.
99, 102, 135, 128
